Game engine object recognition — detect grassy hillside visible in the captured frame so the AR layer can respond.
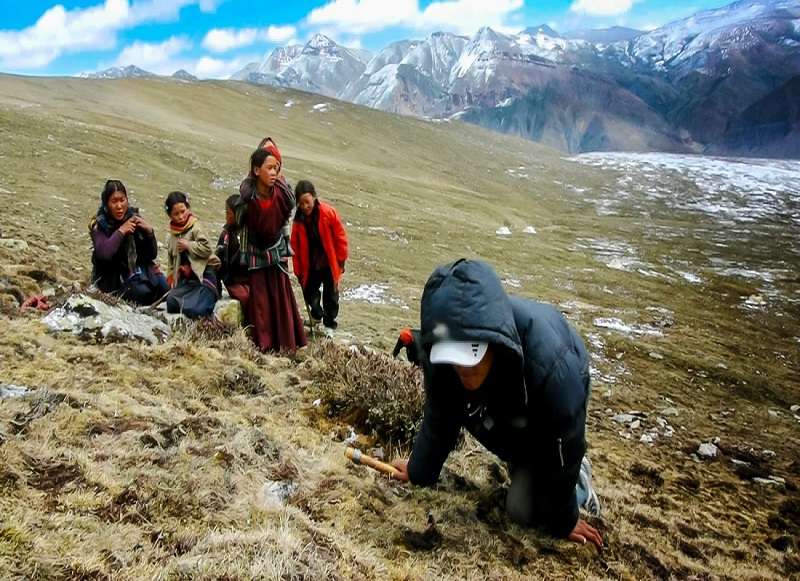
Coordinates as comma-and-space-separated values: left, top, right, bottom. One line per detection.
0, 74, 798, 579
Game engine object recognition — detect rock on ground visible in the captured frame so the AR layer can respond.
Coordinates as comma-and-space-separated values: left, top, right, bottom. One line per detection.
214, 298, 243, 326
43, 294, 170, 344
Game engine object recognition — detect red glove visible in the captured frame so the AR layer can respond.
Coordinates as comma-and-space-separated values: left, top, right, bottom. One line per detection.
20, 295, 51, 312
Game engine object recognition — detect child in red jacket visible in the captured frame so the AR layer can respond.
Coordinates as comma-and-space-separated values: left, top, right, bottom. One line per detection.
290, 180, 348, 334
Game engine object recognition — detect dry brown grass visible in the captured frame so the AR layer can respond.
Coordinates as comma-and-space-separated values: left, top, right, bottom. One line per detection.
4, 305, 795, 579
0, 314, 383, 580
1, 75, 799, 579
302, 342, 424, 451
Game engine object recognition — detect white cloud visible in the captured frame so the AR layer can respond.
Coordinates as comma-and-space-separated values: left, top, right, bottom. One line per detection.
341, 37, 364, 50
416, 0, 523, 35
192, 55, 255, 78
569, 0, 635, 17
128, 0, 220, 24
307, 0, 417, 34
0, 0, 128, 69
102, 35, 256, 78
202, 28, 260, 52
201, 24, 297, 52
114, 36, 192, 69
266, 25, 297, 43
306, 0, 522, 36
0, 0, 218, 71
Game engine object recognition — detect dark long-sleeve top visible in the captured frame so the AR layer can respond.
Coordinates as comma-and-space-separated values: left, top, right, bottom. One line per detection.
90, 216, 159, 294
243, 177, 295, 247
91, 228, 156, 263
234, 177, 296, 270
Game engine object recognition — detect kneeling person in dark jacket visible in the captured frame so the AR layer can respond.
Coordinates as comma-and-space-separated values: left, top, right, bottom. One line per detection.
391, 259, 603, 549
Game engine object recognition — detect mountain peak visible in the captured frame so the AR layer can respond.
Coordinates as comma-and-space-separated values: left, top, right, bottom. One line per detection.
522, 24, 561, 38
429, 30, 464, 39
80, 65, 154, 79
172, 69, 197, 81
475, 26, 503, 41
306, 33, 337, 50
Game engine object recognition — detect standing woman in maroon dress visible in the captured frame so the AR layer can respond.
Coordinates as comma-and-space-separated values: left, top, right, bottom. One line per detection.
236, 147, 307, 352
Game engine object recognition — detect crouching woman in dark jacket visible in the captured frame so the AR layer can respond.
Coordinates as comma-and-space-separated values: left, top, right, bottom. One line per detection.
391, 259, 603, 550
89, 180, 168, 305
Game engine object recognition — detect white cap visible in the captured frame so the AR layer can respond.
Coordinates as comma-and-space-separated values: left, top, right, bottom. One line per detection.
430, 340, 488, 367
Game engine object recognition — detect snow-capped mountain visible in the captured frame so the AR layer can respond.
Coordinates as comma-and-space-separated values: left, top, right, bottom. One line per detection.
625, 0, 799, 74
341, 32, 466, 116
81, 65, 154, 79
602, 0, 800, 143
171, 69, 197, 81
522, 25, 562, 38
260, 45, 304, 74
231, 0, 800, 157
232, 34, 369, 97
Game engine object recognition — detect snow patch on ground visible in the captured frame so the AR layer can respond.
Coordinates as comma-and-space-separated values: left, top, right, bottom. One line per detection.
342, 284, 408, 309
0, 383, 29, 399
593, 317, 664, 337
210, 175, 240, 190
311, 103, 331, 112
742, 294, 767, 310
712, 264, 775, 283
572, 238, 661, 275
495, 226, 512, 236
586, 332, 629, 386
366, 226, 409, 245
676, 270, 703, 284
570, 152, 800, 225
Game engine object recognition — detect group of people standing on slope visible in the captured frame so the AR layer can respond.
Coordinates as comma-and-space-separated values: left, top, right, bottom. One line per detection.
89, 135, 604, 552
89, 137, 349, 352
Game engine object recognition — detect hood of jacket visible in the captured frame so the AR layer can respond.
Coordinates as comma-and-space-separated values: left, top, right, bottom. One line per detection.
420, 259, 523, 362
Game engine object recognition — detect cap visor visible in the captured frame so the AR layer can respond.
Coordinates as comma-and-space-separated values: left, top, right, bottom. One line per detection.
430, 341, 488, 367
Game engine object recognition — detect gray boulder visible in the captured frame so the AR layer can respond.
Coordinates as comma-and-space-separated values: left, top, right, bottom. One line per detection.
43, 294, 170, 344
697, 442, 719, 459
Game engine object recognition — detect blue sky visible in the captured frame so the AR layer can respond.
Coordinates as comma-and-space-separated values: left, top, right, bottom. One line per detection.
0, 0, 733, 78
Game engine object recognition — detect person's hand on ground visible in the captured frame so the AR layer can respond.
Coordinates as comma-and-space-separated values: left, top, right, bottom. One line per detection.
390, 459, 410, 482
567, 518, 603, 550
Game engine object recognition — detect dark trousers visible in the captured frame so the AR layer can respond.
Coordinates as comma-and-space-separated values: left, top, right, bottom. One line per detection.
119, 268, 169, 306
303, 267, 339, 329
166, 272, 219, 319
506, 463, 547, 527
505, 461, 590, 528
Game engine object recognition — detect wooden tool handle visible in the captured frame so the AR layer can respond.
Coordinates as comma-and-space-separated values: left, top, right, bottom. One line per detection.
345, 447, 400, 477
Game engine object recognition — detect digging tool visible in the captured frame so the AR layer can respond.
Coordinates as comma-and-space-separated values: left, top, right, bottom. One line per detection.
148, 290, 171, 309
345, 447, 401, 478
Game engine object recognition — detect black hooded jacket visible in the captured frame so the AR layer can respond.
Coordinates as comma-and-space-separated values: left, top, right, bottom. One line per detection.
407, 259, 591, 538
